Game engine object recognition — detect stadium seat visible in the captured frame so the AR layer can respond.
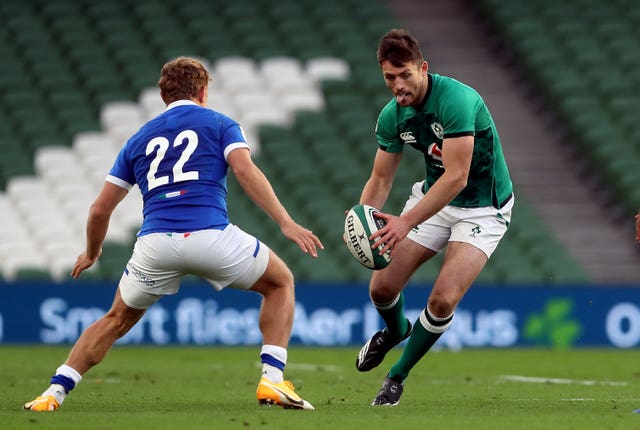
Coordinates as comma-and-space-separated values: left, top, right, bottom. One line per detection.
43, 241, 83, 274
279, 24, 335, 61
99, 242, 132, 279
279, 90, 325, 115
479, 0, 640, 215
139, 88, 166, 120
73, 132, 118, 158
110, 190, 143, 232
100, 102, 145, 133
15, 268, 53, 282
260, 57, 312, 94
0, 150, 34, 187
2, 246, 49, 282
0, 0, 592, 284
306, 57, 351, 82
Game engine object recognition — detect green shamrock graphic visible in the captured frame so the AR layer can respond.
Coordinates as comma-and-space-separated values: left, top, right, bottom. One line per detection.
523, 298, 582, 349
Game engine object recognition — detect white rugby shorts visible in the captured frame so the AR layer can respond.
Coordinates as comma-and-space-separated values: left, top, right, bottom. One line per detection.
402, 181, 513, 258
118, 224, 269, 309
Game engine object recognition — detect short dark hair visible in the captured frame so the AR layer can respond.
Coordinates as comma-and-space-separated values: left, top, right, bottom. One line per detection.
158, 57, 210, 104
377, 29, 423, 67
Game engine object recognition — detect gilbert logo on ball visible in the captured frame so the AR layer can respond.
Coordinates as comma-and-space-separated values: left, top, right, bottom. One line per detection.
344, 204, 391, 270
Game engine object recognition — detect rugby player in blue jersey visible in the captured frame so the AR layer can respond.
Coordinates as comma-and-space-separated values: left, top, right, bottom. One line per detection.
24, 57, 322, 412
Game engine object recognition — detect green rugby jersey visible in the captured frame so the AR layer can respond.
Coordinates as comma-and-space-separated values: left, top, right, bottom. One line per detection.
375, 73, 513, 208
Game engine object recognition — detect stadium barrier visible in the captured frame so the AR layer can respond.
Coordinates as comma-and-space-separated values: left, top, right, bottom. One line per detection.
1, 281, 639, 348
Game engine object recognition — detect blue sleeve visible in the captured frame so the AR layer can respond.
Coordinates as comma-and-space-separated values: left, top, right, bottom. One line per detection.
109, 143, 136, 186
220, 117, 247, 146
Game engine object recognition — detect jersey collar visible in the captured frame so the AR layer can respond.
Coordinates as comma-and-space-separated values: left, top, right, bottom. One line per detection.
415, 74, 432, 110
164, 99, 199, 112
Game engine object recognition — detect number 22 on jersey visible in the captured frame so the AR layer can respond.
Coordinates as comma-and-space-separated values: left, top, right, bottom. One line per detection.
146, 129, 199, 191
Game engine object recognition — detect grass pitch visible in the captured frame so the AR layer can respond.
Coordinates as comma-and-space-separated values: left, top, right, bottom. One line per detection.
2, 346, 639, 429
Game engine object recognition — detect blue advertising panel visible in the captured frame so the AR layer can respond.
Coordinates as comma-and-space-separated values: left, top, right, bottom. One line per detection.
0, 281, 638, 348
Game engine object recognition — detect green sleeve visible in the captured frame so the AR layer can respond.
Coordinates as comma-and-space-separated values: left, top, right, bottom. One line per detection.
375, 101, 404, 153
438, 84, 481, 137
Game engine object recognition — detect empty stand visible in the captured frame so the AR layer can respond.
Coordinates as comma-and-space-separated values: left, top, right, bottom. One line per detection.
479, 0, 640, 217
0, 0, 598, 284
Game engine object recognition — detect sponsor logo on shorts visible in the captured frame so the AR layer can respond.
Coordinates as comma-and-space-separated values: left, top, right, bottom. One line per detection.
128, 266, 156, 287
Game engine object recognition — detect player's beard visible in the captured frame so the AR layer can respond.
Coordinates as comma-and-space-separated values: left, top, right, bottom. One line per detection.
396, 77, 427, 107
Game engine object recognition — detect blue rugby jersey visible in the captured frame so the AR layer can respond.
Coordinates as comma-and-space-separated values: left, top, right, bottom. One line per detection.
107, 100, 249, 235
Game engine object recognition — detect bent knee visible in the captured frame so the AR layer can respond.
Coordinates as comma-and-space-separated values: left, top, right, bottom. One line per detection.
267, 258, 294, 290
369, 281, 402, 305
251, 256, 295, 296
427, 294, 456, 317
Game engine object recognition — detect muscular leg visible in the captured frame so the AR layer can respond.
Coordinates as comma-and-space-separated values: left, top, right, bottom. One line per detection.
388, 241, 488, 381
249, 250, 294, 348
66, 289, 147, 374
250, 250, 299, 391
427, 241, 488, 317
369, 238, 436, 338
24, 289, 147, 410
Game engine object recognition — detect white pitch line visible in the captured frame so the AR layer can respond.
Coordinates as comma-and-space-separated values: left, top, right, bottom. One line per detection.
254, 362, 340, 372
282, 363, 340, 372
88, 378, 121, 384
499, 374, 628, 386
481, 398, 640, 402
562, 398, 595, 401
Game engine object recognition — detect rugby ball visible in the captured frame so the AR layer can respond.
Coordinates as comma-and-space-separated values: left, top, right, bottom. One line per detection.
344, 204, 391, 270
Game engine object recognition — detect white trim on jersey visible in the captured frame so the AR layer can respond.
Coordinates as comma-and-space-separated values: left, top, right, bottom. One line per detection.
105, 174, 133, 190
164, 99, 198, 112
224, 142, 251, 160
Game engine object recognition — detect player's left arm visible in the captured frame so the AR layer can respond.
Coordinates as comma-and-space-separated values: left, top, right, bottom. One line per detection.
228, 147, 324, 257
403, 135, 473, 225
372, 135, 473, 254
72, 181, 129, 278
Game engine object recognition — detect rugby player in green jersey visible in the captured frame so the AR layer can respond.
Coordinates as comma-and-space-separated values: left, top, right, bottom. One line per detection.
354, 29, 514, 406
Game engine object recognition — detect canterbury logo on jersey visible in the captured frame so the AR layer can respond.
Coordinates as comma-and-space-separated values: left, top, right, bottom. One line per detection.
399, 131, 416, 144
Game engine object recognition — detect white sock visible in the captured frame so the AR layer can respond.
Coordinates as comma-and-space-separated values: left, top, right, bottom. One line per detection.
42, 384, 67, 405
260, 345, 287, 364
41, 364, 83, 405
56, 364, 83, 385
261, 364, 284, 384
260, 345, 287, 384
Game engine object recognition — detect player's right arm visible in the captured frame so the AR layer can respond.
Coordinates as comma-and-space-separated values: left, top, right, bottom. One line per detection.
227, 147, 323, 257
361, 102, 403, 211
359, 148, 403, 210
72, 181, 129, 278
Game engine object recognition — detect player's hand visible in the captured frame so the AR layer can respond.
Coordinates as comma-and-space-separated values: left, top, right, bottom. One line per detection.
369, 212, 412, 257
71, 249, 102, 279
281, 221, 324, 258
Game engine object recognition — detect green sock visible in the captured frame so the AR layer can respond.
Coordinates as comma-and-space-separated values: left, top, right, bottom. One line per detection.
388, 308, 453, 382
374, 292, 409, 339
